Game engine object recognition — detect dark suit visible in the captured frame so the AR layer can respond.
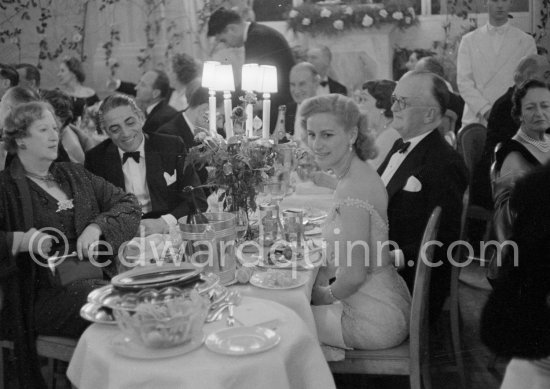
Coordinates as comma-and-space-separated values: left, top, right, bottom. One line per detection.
448, 92, 464, 133
378, 130, 468, 321
282, 102, 297, 136
143, 100, 178, 134
327, 77, 347, 96
116, 81, 137, 97
244, 22, 295, 110
85, 132, 207, 220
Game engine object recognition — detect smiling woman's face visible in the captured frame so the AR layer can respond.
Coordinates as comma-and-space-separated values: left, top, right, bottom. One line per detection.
102, 105, 144, 152
21, 109, 59, 161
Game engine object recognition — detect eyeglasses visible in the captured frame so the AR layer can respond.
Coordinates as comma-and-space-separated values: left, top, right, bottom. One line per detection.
391, 94, 438, 111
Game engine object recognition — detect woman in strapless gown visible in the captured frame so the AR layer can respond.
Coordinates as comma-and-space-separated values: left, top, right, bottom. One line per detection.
301, 94, 411, 350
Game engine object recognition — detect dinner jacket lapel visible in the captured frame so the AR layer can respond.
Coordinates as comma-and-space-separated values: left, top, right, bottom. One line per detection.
104, 142, 125, 189
386, 130, 438, 200
144, 136, 168, 211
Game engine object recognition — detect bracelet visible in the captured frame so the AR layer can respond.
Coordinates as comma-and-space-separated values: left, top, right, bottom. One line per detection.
327, 285, 338, 302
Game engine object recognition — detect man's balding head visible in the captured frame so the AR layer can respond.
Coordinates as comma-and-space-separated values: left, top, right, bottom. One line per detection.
513, 55, 550, 87
290, 62, 319, 104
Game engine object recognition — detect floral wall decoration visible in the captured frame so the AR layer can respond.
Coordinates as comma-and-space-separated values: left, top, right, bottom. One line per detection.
286, 0, 418, 36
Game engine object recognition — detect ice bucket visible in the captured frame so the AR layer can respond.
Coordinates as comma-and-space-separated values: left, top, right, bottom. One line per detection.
179, 212, 236, 285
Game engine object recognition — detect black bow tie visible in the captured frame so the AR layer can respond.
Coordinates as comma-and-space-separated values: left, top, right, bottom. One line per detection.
391, 138, 411, 154
122, 151, 140, 164
320, 80, 328, 87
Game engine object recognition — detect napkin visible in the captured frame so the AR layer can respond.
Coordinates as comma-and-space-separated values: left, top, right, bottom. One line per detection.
234, 302, 281, 327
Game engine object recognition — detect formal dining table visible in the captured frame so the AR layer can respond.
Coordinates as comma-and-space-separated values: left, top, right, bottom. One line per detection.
67, 297, 336, 389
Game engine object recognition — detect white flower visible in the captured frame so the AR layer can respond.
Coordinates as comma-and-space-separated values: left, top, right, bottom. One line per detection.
408, 7, 416, 19
9, 36, 18, 44
302, 18, 311, 26
405, 16, 412, 24
289, 9, 299, 18
333, 20, 344, 30
320, 7, 331, 18
379, 9, 388, 18
344, 6, 353, 15
362, 15, 374, 27
72, 33, 82, 43
392, 11, 403, 20
107, 57, 118, 67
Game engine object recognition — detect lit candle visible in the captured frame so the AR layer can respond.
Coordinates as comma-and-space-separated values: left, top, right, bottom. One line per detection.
201, 61, 220, 137
210, 64, 235, 139
258, 65, 278, 139
242, 64, 260, 138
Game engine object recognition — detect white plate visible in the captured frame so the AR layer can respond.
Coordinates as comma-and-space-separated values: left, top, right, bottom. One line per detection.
249, 270, 308, 290
255, 249, 323, 271
111, 332, 204, 359
205, 326, 280, 356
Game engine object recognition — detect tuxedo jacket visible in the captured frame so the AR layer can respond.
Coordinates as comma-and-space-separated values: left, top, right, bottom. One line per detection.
143, 100, 178, 134
327, 77, 347, 96
84, 133, 207, 220
380, 130, 468, 319
282, 102, 297, 136
457, 24, 536, 125
244, 22, 295, 109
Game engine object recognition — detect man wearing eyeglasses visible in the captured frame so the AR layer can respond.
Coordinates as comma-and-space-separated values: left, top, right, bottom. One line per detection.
377, 70, 468, 323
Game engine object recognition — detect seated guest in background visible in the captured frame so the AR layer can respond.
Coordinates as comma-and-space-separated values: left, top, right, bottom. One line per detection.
14, 63, 40, 93
306, 45, 347, 96
0, 63, 19, 97
491, 80, 550, 247
377, 70, 468, 322
135, 69, 178, 134
41, 89, 88, 164
86, 94, 207, 235
358, 80, 401, 169
414, 55, 464, 133
168, 53, 201, 111
481, 163, 550, 389
404, 48, 433, 71
57, 56, 100, 120
0, 101, 140, 387
0, 86, 71, 169
304, 94, 411, 351
473, 54, 550, 209
284, 62, 319, 144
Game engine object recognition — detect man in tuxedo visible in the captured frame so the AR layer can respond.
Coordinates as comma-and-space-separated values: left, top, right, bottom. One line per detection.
13, 63, 40, 94
306, 45, 347, 96
85, 94, 206, 235
134, 69, 178, 134
0, 64, 18, 98
207, 7, 295, 110
457, 0, 536, 127
378, 71, 468, 321
469, 54, 550, 209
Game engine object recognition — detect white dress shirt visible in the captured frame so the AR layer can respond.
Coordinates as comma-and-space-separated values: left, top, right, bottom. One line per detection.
380, 130, 433, 186
118, 139, 152, 214
486, 21, 509, 54
168, 89, 188, 112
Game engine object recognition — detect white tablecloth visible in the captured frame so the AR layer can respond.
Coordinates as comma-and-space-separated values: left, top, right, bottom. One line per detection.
67, 297, 336, 389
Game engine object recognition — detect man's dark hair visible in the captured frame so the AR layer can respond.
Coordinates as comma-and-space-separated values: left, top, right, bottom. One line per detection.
152, 69, 171, 100
207, 7, 242, 37
408, 70, 449, 115
0, 63, 19, 87
14, 63, 41, 87
185, 79, 222, 108
416, 56, 446, 80
6, 86, 40, 105
40, 89, 74, 127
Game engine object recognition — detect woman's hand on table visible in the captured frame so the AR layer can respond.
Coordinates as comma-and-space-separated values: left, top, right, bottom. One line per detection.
311, 172, 337, 190
139, 218, 169, 235
77, 223, 102, 260
21, 228, 54, 255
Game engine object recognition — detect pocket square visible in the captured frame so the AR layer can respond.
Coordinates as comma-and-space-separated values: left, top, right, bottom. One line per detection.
163, 169, 177, 186
403, 176, 422, 192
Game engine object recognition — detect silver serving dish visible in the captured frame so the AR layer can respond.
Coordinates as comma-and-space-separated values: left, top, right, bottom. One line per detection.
80, 302, 116, 325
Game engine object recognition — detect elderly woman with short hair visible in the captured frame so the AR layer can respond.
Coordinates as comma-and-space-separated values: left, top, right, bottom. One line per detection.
0, 101, 140, 387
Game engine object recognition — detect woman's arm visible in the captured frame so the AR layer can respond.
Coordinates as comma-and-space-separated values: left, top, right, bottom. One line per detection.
61, 126, 86, 164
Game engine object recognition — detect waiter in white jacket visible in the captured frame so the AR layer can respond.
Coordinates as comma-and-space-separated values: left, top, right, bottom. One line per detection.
457, 0, 536, 127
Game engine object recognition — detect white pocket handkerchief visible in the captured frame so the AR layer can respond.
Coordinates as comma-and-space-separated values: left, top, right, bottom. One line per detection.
163, 169, 177, 186
403, 176, 422, 192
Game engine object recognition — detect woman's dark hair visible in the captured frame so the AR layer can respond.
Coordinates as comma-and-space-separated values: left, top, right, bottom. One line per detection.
362, 80, 396, 118
171, 53, 200, 86
3, 101, 57, 154
62, 56, 86, 83
98, 94, 144, 133
40, 89, 74, 127
481, 163, 550, 359
511, 79, 550, 126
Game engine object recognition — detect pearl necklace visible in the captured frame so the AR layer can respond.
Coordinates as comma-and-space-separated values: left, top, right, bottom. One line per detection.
518, 129, 550, 153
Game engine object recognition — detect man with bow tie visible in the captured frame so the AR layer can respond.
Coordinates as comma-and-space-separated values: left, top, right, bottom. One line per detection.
378, 71, 468, 322
457, 0, 536, 127
306, 45, 347, 97
85, 94, 207, 235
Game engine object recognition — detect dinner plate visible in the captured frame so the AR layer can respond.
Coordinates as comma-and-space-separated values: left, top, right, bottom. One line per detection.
249, 270, 308, 290
80, 302, 116, 325
254, 249, 323, 271
111, 265, 202, 291
111, 332, 204, 359
205, 326, 280, 356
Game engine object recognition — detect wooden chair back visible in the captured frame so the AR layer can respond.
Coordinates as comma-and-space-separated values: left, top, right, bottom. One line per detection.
457, 123, 487, 176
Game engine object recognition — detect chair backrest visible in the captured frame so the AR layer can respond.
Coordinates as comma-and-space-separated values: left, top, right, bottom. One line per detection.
457, 123, 487, 175
409, 206, 442, 386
